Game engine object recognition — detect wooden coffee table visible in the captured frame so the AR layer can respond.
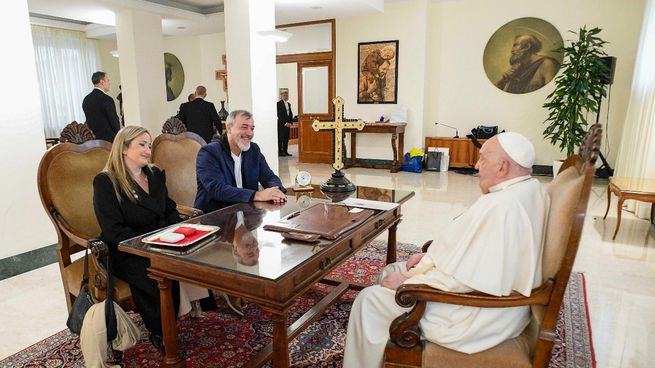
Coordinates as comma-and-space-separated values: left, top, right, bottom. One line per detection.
119, 185, 414, 368
603, 177, 655, 240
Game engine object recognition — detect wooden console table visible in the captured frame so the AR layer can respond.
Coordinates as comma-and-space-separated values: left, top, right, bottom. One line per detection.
344, 122, 406, 173
424, 137, 486, 168
603, 177, 655, 240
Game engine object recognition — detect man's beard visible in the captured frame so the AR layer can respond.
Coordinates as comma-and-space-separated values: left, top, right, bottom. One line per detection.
237, 136, 251, 152
510, 49, 528, 67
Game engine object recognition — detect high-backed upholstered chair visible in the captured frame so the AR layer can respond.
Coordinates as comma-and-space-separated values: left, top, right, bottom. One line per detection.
383, 124, 602, 368
37, 121, 134, 312
151, 117, 205, 219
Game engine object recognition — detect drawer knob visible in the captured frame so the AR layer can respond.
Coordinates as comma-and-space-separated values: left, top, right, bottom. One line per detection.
374, 219, 385, 229
320, 256, 333, 270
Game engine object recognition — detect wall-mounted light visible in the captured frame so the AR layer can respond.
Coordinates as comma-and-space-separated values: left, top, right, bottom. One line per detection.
110, 50, 119, 57
256, 30, 293, 43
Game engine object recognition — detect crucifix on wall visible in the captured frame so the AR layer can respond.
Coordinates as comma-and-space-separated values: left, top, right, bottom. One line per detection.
215, 54, 228, 100
312, 96, 365, 192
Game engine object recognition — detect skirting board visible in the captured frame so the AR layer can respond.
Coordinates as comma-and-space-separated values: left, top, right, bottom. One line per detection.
0, 244, 57, 281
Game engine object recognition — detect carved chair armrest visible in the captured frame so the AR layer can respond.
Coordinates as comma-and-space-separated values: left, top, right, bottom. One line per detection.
388, 280, 554, 349
177, 204, 204, 220
421, 240, 433, 252
88, 238, 110, 295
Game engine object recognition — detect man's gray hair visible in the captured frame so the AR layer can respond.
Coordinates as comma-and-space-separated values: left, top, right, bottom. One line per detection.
226, 110, 253, 126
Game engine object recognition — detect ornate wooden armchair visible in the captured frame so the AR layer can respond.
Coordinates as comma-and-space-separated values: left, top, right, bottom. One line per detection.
384, 124, 602, 368
37, 121, 135, 312
151, 117, 205, 219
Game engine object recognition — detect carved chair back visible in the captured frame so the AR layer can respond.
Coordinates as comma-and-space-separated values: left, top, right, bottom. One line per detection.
151, 117, 207, 209
384, 124, 602, 368
37, 121, 134, 312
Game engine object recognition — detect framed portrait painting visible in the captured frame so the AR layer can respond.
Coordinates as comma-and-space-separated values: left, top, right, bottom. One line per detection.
164, 52, 185, 101
483, 17, 563, 94
357, 40, 398, 104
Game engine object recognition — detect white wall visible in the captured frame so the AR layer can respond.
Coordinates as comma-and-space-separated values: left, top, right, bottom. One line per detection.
199, 33, 228, 112
336, 1, 429, 161
162, 33, 228, 123
0, 0, 56, 258
337, 0, 645, 166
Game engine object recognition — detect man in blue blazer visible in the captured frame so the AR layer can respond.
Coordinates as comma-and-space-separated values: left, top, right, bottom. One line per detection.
194, 109, 287, 213
82, 71, 121, 142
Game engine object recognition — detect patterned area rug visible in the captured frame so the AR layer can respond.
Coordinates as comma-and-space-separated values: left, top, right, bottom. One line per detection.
0, 240, 595, 368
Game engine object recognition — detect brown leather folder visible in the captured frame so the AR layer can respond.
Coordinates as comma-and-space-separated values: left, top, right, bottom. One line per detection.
264, 203, 377, 240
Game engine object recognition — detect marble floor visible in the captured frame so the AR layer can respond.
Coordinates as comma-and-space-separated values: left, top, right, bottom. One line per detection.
1, 144, 654, 367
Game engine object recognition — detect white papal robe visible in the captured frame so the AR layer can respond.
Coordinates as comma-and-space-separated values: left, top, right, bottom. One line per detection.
343, 176, 549, 368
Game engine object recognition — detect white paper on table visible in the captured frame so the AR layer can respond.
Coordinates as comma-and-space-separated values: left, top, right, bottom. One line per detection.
338, 198, 399, 211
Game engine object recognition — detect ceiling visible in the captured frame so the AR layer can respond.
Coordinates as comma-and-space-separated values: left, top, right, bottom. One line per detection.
27, 0, 406, 40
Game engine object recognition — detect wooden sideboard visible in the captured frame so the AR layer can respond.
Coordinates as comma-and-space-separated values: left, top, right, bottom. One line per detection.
424, 137, 486, 168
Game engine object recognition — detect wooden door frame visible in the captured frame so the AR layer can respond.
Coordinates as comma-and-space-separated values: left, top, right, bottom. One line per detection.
277, 19, 336, 163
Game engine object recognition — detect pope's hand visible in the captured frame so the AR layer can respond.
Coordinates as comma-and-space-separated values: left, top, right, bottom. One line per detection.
406, 252, 426, 271
381, 272, 408, 291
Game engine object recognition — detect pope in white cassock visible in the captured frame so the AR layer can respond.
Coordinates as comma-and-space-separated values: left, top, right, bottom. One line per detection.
343, 132, 550, 368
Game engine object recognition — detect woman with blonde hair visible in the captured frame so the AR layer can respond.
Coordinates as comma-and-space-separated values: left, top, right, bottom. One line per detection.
93, 125, 208, 350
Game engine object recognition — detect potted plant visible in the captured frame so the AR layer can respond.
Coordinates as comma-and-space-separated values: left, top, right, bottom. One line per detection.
542, 26, 610, 174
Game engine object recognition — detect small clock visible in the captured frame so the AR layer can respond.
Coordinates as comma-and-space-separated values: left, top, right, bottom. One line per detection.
297, 194, 312, 208
293, 171, 313, 192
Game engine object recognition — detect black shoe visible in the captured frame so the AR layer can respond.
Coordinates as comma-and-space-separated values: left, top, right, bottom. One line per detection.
278, 152, 285, 157
149, 332, 165, 353
284, 152, 292, 157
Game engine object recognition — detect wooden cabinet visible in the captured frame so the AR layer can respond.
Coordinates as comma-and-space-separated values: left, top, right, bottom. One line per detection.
424, 137, 486, 168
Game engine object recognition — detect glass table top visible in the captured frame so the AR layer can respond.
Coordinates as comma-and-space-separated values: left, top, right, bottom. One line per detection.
119, 185, 414, 282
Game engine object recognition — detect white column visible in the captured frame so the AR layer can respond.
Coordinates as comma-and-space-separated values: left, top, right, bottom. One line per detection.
224, 0, 278, 173
115, 11, 167, 134
0, 0, 56, 257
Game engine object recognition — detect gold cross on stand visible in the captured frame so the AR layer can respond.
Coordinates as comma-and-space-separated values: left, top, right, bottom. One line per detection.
311, 96, 365, 192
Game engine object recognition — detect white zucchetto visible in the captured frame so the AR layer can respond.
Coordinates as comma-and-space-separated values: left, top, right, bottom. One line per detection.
497, 132, 535, 168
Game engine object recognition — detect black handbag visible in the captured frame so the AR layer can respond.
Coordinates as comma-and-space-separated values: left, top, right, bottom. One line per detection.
472, 125, 499, 139
66, 244, 96, 334
467, 125, 503, 148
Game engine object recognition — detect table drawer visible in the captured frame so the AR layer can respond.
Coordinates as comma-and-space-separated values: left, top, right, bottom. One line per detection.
357, 210, 397, 244
290, 237, 353, 293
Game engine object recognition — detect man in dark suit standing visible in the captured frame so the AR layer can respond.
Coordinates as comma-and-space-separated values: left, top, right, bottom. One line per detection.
177, 86, 222, 144
276, 90, 293, 157
82, 71, 121, 142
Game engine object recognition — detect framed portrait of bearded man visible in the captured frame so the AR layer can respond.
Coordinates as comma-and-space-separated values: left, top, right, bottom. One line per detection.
357, 40, 399, 104
484, 17, 564, 94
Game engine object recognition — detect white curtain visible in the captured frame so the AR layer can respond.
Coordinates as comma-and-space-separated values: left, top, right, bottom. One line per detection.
615, 0, 655, 219
31, 25, 102, 138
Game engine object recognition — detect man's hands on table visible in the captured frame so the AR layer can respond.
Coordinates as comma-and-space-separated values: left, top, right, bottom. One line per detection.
254, 187, 287, 204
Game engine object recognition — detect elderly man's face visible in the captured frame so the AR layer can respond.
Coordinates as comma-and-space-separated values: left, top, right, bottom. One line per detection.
475, 137, 505, 194
510, 36, 531, 65
282, 92, 289, 101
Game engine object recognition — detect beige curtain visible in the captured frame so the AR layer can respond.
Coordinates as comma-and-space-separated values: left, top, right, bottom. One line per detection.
615, 0, 655, 219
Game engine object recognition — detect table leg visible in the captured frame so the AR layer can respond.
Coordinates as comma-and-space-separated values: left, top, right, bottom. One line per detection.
613, 195, 625, 240
271, 311, 290, 368
152, 275, 186, 368
603, 183, 612, 220
351, 133, 357, 166
390, 133, 399, 173
387, 221, 398, 264
651, 203, 654, 225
